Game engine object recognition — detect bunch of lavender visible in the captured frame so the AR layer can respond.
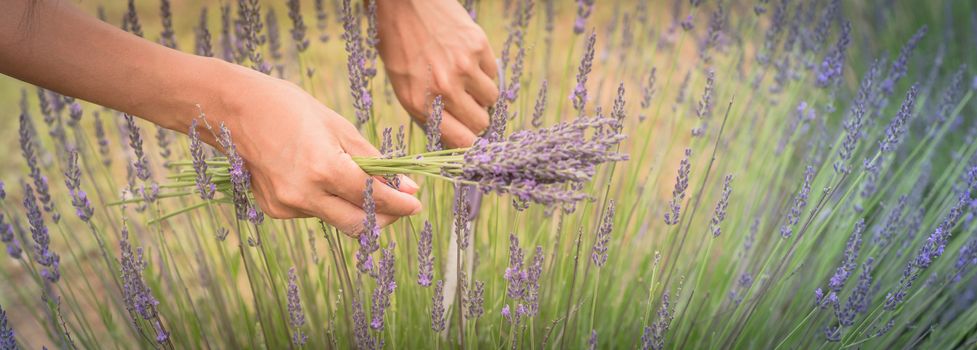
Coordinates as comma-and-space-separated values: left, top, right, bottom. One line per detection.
165, 115, 627, 211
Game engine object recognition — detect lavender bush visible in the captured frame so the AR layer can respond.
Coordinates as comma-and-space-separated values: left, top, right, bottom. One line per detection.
1, 1, 977, 349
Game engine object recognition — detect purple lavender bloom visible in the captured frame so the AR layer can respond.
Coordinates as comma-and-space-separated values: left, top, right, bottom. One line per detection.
120, 224, 164, 343
342, 0, 372, 128
505, 233, 527, 300
453, 185, 474, 249
64, 150, 94, 222
286, 267, 308, 346
313, 0, 329, 43
0, 304, 16, 349
827, 219, 865, 292
266, 8, 283, 62
219, 4, 236, 62
286, 0, 310, 52
588, 329, 598, 350
525, 246, 544, 316
19, 113, 57, 223
418, 221, 434, 287
835, 58, 884, 174
873, 196, 907, 247
158, 0, 177, 49
532, 80, 548, 128
156, 127, 172, 165
466, 280, 485, 320
24, 183, 59, 283
217, 123, 262, 223
680, 15, 694, 31
879, 84, 919, 153
931, 66, 967, 124
66, 102, 82, 128
592, 200, 615, 267
194, 7, 214, 57
501, 304, 511, 320
571, 31, 597, 115
611, 83, 626, 133
710, 174, 733, 237
780, 165, 815, 238
426, 96, 444, 152
356, 178, 380, 274
665, 149, 692, 225
815, 21, 851, 88
696, 69, 716, 120
189, 119, 216, 201
880, 26, 927, 95
0, 212, 21, 259
370, 244, 396, 331
123, 0, 144, 37
672, 71, 691, 113
351, 299, 375, 349
240, 0, 271, 74
487, 98, 510, 143
573, 0, 595, 34
431, 280, 446, 332
124, 114, 151, 182
461, 115, 627, 209
640, 68, 657, 121
644, 292, 674, 350
92, 112, 112, 167
0, 181, 4, 200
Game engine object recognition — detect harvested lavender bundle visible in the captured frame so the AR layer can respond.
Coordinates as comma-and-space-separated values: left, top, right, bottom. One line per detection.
157, 115, 626, 217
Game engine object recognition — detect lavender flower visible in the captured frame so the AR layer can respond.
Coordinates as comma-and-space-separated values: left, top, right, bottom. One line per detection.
219, 4, 235, 62
815, 21, 851, 88
19, 113, 57, 223
370, 244, 397, 331
454, 185, 474, 248
24, 183, 59, 283
286, 267, 308, 346
592, 200, 615, 267
266, 8, 283, 62
66, 102, 82, 128
640, 68, 657, 121
64, 150, 94, 222
120, 225, 161, 335
0, 181, 4, 199
573, 0, 595, 34
487, 98, 510, 143
0, 304, 16, 350
881, 26, 927, 95
0, 211, 21, 259
240, 0, 271, 74
571, 31, 597, 115
532, 80, 548, 128
189, 119, 216, 201
431, 280, 446, 332
314, 0, 329, 43
611, 83, 626, 133
588, 330, 598, 350
461, 115, 627, 209
525, 246, 544, 316
643, 292, 674, 350
665, 149, 692, 225
287, 0, 310, 52
781, 165, 815, 238
217, 123, 262, 224
835, 58, 884, 174
356, 178, 380, 274
466, 280, 485, 320
931, 65, 967, 124
123, 0, 144, 37
505, 233, 527, 300
672, 71, 691, 113
159, 0, 177, 49
426, 96, 444, 152
879, 84, 919, 153
194, 7, 214, 57
342, 0, 372, 127
696, 69, 716, 120
418, 221, 434, 287
352, 299, 375, 349
124, 114, 151, 182
827, 219, 865, 292
710, 174, 733, 237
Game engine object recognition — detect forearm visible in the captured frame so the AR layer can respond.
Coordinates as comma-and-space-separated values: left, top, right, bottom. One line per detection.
0, 0, 230, 135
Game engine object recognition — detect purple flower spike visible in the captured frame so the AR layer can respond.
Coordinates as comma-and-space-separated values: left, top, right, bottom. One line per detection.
24, 183, 59, 283
427, 96, 444, 152
189, 119, 216, 201
370, 244, 396, 331
286, 267, 308, 346
0, 303, 16, 349
592, 200, 615, 267
431, 280, 446, 332
532, 80, 548, 128
573, 0, 595, 34
0, 212, 21, 260
356, 178, 380, 275
571, 31, 597, 115
665, 149, 692, 225
781, 166, 815, 238
710, 175, 733, 237
418, 221, 434, 287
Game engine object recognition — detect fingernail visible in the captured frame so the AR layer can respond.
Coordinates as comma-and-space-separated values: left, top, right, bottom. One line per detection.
402, 176, 420, 191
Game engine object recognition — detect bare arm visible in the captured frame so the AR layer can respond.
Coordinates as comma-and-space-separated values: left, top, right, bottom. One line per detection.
0, 0, 422, 235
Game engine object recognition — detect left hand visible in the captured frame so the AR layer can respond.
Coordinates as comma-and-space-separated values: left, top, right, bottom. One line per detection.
376, 0, 500, 148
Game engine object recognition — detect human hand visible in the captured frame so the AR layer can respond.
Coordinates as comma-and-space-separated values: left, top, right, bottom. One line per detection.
376, 0, 500, 148
203, 61, 422, 235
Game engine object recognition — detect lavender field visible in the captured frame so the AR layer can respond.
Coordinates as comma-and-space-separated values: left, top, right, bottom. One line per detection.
2, 0, 977, 349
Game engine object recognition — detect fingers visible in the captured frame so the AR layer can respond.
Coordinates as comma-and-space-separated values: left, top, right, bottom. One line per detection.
440, 110, 478, 148
341, 135, 421, 193
303, 193, 400, 236
326, 152, 423, 217
444, 91, 489, 135
478, 44, 500, 81
466, 70, 501, 107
